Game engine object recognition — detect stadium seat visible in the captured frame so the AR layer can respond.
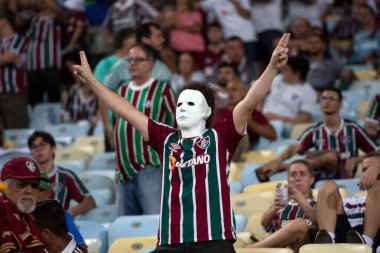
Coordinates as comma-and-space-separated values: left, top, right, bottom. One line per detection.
74, 136, 105, 155
357, 100, 370, 120
239, 163, 263, 186
55, 147, 93, 163
230, 162, 245, 182
312, 188, 347, 199
44, 121, 90, 139
0, 150, 33, 169
244, 211, 268, 241
290, 123, 312, 140
242, 150, 276, 164
235, 248, 294, 253
108, 236, 157, 253
29, 102, 61, 126
88, 152, 116, 171
234, 231, 255, 248
90, 188, 113, 206
108, 215, 160, 245
235, 214, 247, 232
93, 122, 104, 136
243, 180, 287, 194
76, 204, 118, 224
354, 70, 377, 81
56, 160, 87, 174
230, 181, 244, 194
75, 220, 108, 253
4, 128, 35, 148
79, 172, 116, 204
231, 193, 272, 217
269, 171, 288, 181
85, 238, 102, 253
299, 243, 372, 253
354, 191, 367, 197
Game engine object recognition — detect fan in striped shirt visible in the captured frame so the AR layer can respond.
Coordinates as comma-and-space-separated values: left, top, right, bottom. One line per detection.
73, 33, 291, 252
33, 200, 88, 253
247, 159, 317, 252
314, 153, 380, 251
256, 87, 379, 181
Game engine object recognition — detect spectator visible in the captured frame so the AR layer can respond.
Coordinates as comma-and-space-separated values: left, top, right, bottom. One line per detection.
195, 22, 225, 80
38, 171, 86, 248
27, 131, 96, 217
73, 33, 290, 253
94, 27, 136, 151
0, 157, 47, 252
364, 93, 380, 143
286, 17, 313, 55
154, 0, 205, 53
247, 160, 317, 252
213, 79, 276, 148
257, 88, 378, 181
112, 44, 176, 215
0, 8, 29, 129
250, 0, 283, 65
263, 56, 317, 125
217, 36, 262, 86
306, 33, 344, 91
26, 0, 63, 107
198, 0, 258, 60
314, 153, 380, 251
351, 3, 380, 64
103, 0, 157, 44
32, 200, 88, 253
60, 53, 99, 135
171, 52, 206, 92
104, 22, 172, 91
288, 0, 333, 28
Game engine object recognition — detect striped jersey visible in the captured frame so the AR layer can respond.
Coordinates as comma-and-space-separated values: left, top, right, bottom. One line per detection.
298, 118, 378, 178
343, 196, 366, 228
26, 14, 62, 71
0, 33, 27, 93
114, 78, 176, 182
365, 94, 380, 138
61, 84, 98, 122
265, 199, 316, 233
49, 166, 90, 209
147, 116, 243, 245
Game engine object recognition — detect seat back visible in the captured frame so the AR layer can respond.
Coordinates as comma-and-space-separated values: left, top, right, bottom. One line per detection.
75, 221, 108, 253
108, 236, 157, 253
231, 193, 272, 217
55, 147, 92, 163
88, 152, 116, 171
74, 136, 105, 155
300, 243, 372, 253
108, 215, 160, 245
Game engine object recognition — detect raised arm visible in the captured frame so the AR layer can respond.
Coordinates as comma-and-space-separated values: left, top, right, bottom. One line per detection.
232, 33, 290, 134
73, 51, 150, 140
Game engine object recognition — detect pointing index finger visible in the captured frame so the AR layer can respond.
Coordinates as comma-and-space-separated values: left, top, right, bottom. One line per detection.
278, 33, 290, 49
79, 51, 88, 66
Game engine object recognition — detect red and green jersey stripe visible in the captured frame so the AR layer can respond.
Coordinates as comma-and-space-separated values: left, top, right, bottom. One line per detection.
298, 118, 378, 178
27, 15, 61, 71
0, 33, 27, 93
365, 94, 380, 136
114, 79, 176, 182
147, 115, 242, 245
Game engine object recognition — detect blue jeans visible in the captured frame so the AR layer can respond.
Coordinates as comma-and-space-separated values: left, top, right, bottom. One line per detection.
116, 165, 162, 215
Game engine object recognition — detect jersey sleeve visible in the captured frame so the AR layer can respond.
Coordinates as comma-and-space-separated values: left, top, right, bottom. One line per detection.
214, 115, 244, 155
146, 118, 176, 157
64, 170, 90, 204
365, 95, 380, 124
354, 123, 379, 152
297, 126, 316, 154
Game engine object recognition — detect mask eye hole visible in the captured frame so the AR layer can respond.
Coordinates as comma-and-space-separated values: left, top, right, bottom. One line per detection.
177, 102, 182, 107
188, 102, 194, 106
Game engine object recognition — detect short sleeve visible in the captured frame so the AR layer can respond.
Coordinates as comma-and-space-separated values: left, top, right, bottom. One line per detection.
214, 115, 244, 155
146, 119, 176, 157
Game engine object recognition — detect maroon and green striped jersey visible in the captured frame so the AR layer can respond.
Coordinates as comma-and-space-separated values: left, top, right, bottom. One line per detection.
26, 15, 62, 71
365, 94, 380, 138
49, 166, 90, 209
147, 116, 243, 245
0, 33, 27, 93
298, 118, 378, 178
265, 199, 316, 233
114, 78, 176, 182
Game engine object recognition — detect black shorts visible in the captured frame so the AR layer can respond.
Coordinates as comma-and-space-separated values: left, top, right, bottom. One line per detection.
335, 213, 363, 243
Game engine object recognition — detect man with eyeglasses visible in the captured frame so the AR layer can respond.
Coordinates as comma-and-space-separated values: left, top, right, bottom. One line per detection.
112, 43, 176, 215
0, 157, 49, 252
27, 131, 96, 217
257, 87, 378, 181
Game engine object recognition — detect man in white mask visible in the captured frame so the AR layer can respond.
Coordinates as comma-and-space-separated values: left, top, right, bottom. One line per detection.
73, 33, 290, 253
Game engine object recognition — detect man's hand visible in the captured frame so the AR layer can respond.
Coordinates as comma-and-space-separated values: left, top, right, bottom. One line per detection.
73, 51, 94, 85
359, 166, 380, 190
288, 184, 304, 203
268, 33, 290, 71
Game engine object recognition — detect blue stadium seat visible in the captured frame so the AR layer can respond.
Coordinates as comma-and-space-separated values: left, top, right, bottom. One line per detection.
315, 178, 359, 197
75, 220, 108, 253
230, 181, 243, 194
239, 163, 263, 187
76, 204, 118, 224
4, 128, 35, 148
108, 215, 160, 246
234, 214, 247, 232
88, 152, 116, 171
